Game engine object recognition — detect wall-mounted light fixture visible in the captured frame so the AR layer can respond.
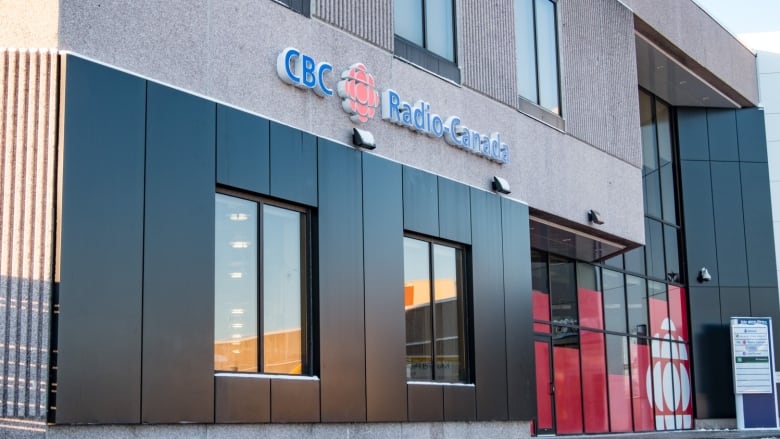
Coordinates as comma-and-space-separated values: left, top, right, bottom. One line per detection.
698, 267, 712, 283
352, 128, 376, 150
588, 209, 604, 225
492, 176, 511, 194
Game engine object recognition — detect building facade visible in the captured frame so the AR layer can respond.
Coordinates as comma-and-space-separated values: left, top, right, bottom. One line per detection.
0, 0, 776, 437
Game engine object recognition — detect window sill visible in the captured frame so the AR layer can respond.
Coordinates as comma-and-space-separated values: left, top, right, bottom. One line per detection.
517, 96, 565, 132
215, 372, 320, 381
394, 35, 461, 84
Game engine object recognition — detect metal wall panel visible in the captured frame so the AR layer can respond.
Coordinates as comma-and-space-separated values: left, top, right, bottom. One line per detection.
317, 139, 366, 422
737, 108, 768, 163
679, 161, 719, 286
270, 121, 317, 207
438, 177, 471, 244
719, 287, 751, 323
469, 188, 508, 420
214, 376, 270, 423
55, 55, 145, 424
142, 82, 215, 423
710, 162, 748, 286
501, 198, 535, 420
271, 378, 320, 423
741, 162, 778, 287
314, 0, 392, 51
0, 49, 57, 425
443, 385, 476, 422
749, 287, 780, 364
403, 166, 439, 237
707, 109, 739, 162
216, 104, 270, 195
407, 384, 443, 422
688, 286, 732, 419
677, 108, 710, 161
362, 153, 406, 422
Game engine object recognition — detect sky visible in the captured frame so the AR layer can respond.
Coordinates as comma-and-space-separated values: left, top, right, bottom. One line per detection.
694, 0, 780, 52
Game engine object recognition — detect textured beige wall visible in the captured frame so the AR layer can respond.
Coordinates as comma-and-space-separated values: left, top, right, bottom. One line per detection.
0, 48, 58, 422
0, 0, 59, 48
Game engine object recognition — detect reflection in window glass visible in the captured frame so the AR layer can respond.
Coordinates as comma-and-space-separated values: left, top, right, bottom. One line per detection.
626, 276, 648, 337
641, 91, 662, 219
647, 280, 668, 337
624, 246, 646, 276
514, 0, 537, 102
550, 256, 577, 326
263, 205, 304, 374
606, 335, 633, 432
645, 218, 665, 281
394, 0, 423, 46
664, 225, 680, 283
656, 101, 677, 224
425, 0, 455, 61
404, 237, 433, 381
577, 263, 603, 330
433, 244, 465, 382
535, 0, 559, 114
215, 194, 258, 372
602, 270, 626, 333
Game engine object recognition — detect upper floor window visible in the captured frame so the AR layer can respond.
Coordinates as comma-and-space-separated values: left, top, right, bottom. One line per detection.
214, 191, 312, 375
394, 0, 460, 82
274, 0, 310, 17
514, 0, 560, 115
403, 235, 470, 383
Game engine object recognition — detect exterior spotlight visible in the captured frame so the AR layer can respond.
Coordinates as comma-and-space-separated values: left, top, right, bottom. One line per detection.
698, 267, 712, 283
492, 176, 511, 194
588, 209, 604, 225
352, 128, 376, 150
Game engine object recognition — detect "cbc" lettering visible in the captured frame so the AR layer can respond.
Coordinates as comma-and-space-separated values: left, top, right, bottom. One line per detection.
276, 47, 333, 97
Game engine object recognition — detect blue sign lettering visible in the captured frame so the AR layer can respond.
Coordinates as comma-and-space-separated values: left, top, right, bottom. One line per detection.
276, 47, 333, 97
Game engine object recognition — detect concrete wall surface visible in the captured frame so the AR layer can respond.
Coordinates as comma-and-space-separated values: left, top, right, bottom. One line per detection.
0, 0, 59, 49
57, 0, 645, 244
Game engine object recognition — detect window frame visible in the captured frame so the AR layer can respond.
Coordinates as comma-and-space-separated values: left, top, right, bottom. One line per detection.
403, 232, 472, 383
273, 0, 310, 17
393, 0, 461, 83
214, 187, 314, 376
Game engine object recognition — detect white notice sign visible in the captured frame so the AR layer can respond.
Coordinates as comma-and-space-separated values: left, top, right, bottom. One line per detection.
731, 318, 773, 394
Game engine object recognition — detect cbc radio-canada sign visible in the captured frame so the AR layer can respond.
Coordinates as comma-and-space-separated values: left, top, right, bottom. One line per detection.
276, 47, 510, 164
648, 316, 692, 430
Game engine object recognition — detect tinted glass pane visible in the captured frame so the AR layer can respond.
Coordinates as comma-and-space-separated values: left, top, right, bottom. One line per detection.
604, 254, 623, 270
624, 246, 646, 275
535, 0, 559, 114
626, 275, 648, 337
515, 0, 538, 103
647, 280, 668, 338
404, 237, 432, 380
657, 101, 677, 223
395, 0, 424, 46
606, 335, 632, 432
650, 338, 690, 429
425, 0, 455, 61
645, 218, 666, 280
577, 264, 603, 330
553, 325, 583, 433
664, 225, 680, 283
215, 194, 258, 372
581, 329, 608, 433
630, 336, 654, 431
263, 204, 303, 374
668, 286, 688, 343
641, 91, 662, 218
550, 256, 577, 326
673, 341, 694, 428
602, 269, 626, 333
433, 244, 465, 381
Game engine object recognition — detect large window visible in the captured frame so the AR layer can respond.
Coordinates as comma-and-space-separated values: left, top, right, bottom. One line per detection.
403, 236, 469, 382
514, 0, 560, 115
214, 192, 311, 375
394, 0, 460, 82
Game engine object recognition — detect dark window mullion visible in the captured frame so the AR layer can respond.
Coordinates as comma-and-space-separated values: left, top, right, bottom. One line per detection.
532, 0, 541, 106
428, 241, 438, 380
421, 0, 428, 51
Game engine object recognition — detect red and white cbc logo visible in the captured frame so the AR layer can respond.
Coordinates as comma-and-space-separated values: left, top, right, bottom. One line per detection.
647, 317, 692, 430
337, 63, 380, 123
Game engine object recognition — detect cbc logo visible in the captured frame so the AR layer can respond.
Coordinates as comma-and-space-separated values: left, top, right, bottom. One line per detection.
647, 317, 692, 430
337, 63, 380, 124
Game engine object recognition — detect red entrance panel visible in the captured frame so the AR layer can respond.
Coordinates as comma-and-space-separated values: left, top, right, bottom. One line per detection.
533, 290, 550, 333
608, 372, 633, 431
534, 341, 553, 432
578, 288, 608, 433
631, 340, 654, 431
553, 346, 583, 434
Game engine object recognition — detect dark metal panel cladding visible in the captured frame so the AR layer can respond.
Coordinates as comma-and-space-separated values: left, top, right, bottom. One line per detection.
214, 376, 270, 423
443, 385, 476, 422
677, 108, 710, 161
271, 378, 320, 423
407, 384, 443, 422
501, 198, 535, 420
318, 139, 366, 422
438, 176, 471, 244
679, 161, 719, 286
362, 153, 406, 422
470, 188, 508, 420
707, 109, 739, 161
737, 108, 769, 163
142, 82, 215, 423
270, 121, 317, 207
719, 287, 751, 323
216, 104, 270, 195
56, 55, 145, 423
749, 287, 780, 364
402, 166, 439, 236
741, 162, 778, 287
688, 286, 733, 418
710, 162, 748, 286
